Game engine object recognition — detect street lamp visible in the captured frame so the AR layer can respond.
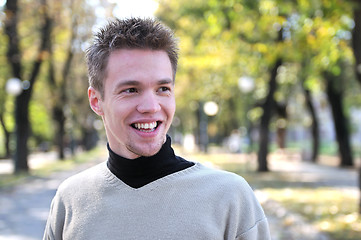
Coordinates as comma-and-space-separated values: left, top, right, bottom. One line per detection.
238, 76, 255, 93
6, 78, 23, 96
238, 76, 255, 153
203, 101, 219, 116
200, 101, 219, 153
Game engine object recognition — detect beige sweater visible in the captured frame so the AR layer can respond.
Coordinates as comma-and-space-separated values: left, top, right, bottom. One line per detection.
43, 162, 270, 240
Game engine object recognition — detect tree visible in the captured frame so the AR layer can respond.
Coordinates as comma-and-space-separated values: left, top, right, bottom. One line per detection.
312, 1, 355, 167
352, 1, 361, 86
324, 69, 354, 167
350, 0, 361, 213
47, 1, 78, 159
257, 22, 284, 171
257, 58, 282, 171
156, 0, 358, 170
0, 21, 11, 158
302, 79, 320, 162
4, 0, 52, 173
0, 97, 11, 158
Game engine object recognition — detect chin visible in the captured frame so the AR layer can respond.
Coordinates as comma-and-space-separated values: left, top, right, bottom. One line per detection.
131, 142, 163, 157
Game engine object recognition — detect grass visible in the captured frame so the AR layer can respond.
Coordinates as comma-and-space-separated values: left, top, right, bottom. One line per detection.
0, 172, 29, 189
32, 147, 106, 176
0, 146, 107, 189
262, 188, 361, 240
184, 151, 361, 240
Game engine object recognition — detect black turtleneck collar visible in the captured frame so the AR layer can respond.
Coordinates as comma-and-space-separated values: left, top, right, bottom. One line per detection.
107, 135, 194, 189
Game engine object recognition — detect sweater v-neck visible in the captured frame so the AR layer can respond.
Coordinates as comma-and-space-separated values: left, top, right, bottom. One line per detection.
106, 136, 194, 189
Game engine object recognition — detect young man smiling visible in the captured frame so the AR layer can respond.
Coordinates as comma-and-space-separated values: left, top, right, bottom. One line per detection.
89, 49, 175, 159
43, 18, 271, 240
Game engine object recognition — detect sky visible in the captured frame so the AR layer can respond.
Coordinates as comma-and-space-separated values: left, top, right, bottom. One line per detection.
0, 0, 159, 26
0, 0, 159, 17
88, 0, 159, 32
109, 0, 159, 19
0, 0, 159, 45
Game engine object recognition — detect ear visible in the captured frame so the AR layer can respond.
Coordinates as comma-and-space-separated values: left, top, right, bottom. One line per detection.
88, 86, 104, 116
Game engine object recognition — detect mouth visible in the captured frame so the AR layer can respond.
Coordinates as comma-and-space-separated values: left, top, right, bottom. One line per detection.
131, 121, 160, 133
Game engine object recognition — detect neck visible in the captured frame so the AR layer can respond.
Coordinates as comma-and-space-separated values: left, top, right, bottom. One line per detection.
106, 135, 194, 188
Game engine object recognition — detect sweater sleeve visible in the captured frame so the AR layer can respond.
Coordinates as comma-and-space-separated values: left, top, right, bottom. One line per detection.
43, 191, 66, 240
224, 173, 272, 240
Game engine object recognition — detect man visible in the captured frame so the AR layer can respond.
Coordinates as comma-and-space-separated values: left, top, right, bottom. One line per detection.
43, 17, 271, 240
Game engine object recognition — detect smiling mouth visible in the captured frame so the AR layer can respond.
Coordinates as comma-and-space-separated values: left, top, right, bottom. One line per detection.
131, 121, 160, 132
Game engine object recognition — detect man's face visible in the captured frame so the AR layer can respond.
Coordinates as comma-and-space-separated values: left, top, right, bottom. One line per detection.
88, 49, 175, 159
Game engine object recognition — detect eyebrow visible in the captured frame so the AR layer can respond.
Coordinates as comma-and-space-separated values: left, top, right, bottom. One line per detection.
113, 78, 174, 91
115, 80, 140, 88
158, 78, 174, 85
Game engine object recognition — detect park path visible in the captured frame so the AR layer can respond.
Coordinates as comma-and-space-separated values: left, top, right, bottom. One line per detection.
258, 154, 359, 240
0, 154, 105, 240
0, 151, 359, 240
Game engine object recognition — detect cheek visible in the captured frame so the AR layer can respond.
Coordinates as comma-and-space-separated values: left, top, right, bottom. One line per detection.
103, 103, 122, 124
167, 98, 176, 117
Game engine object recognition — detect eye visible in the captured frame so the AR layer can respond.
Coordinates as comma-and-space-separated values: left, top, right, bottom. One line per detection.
123, 88, 138, 93
159, 86, 171, 93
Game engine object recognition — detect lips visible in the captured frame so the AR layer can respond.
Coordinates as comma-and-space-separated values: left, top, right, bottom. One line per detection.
131, 121, 159, 132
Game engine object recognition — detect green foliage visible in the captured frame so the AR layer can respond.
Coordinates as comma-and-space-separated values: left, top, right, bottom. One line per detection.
29, 99, 54, 144
0, 0, 359, 156
3, 97, 16, 131
156, 0, 358, 145
0, 0, 96, 157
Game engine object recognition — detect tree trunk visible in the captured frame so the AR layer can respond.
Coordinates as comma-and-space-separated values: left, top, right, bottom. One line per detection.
352, 2, 361, 86
81, 126, 99, 151
0, 114, 11, 158
5, 0, 52, 173
303, 87, 320, 162
257, 58, 282, 172
4, 0, 22, 79
351, 0, 361, 213
359, 167, 361, 214
197, 101, 208, 153
257, 25, 284, 172
324, 72, 354, 167
48, 15, 77, 160
53, 106, 66, 159
14, 94, 30, 172
4, 0, 26, 172
48, 42, 67, 160
275, 102, 287, 149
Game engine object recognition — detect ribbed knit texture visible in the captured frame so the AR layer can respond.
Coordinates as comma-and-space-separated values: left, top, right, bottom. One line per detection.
43, 162, 271, 240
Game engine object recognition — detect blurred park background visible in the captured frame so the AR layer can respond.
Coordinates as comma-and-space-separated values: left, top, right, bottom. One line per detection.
1, 0, 361, 239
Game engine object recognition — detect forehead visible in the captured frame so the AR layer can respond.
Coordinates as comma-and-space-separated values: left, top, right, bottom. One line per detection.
105, 49, 173, 84
107, 49, 171, 70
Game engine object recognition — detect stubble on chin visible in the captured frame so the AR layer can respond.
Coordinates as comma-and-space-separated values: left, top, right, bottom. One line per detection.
127, 137, 165, 158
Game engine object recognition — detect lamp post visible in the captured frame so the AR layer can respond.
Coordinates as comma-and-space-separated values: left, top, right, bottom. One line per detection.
238, 76, 255, 153
199, 101, 219, 153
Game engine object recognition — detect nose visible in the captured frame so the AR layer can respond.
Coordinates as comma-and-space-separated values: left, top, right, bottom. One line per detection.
136, 91, 161, 114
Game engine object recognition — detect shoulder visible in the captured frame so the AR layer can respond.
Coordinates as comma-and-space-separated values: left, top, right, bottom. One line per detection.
191, 164, 270, 238
180, 162, 257, 202
191, 162, 251, 189
56, 162, 107, 198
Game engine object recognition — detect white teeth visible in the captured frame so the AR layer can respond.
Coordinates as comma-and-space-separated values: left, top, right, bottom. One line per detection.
134, 122, 157, 131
